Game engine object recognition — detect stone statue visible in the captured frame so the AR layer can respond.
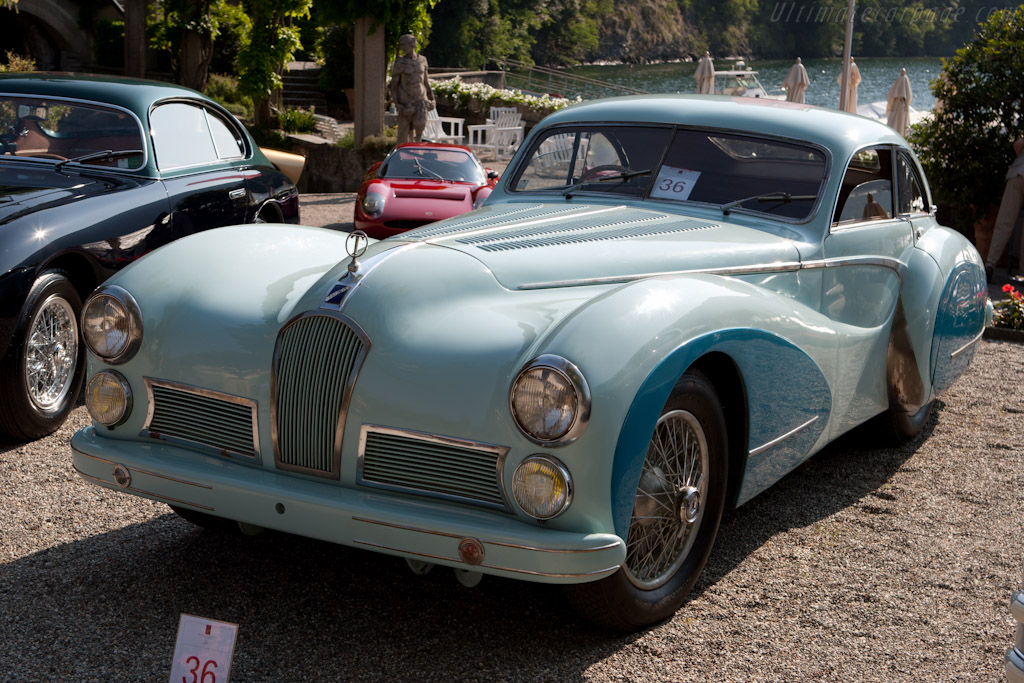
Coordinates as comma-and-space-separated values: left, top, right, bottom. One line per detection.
389, 34, 434, 144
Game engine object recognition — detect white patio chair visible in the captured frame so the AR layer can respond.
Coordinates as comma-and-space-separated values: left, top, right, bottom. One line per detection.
422, 108, 465, 144
467, 110, 524, 160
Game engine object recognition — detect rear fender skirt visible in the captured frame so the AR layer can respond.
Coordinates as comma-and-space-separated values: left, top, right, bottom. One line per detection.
929, 260, 987, 394
611, 329, 831, 538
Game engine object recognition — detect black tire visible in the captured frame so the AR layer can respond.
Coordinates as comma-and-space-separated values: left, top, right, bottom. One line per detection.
564, 369, 728, 631
882, 400, 934, 445
0, 270, 85, 441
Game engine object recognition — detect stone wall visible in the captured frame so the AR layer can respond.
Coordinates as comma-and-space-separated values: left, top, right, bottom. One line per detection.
288, 136, 388, 194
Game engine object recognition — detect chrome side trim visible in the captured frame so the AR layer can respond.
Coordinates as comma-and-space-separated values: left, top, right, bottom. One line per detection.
142, 377, 260, 463
352, 539, 621, 579
72, 463, 215, 510
748, 415, 819, 457
517, 255, 908, 291
356, 425, 511, 511
352, 516, 622, 554
950, 328, 985, 359
271, 312, 371, 479
425, 205, 625, 245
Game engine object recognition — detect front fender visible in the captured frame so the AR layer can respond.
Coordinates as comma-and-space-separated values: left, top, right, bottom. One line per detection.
524, 273, 839, 536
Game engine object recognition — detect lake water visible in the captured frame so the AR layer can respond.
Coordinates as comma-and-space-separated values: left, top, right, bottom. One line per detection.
566, 56, 944, 111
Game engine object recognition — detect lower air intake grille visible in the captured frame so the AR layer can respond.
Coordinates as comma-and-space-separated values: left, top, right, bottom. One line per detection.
144, 379, 258, 459
273, 312, 368, 478
359, 425, 510, 511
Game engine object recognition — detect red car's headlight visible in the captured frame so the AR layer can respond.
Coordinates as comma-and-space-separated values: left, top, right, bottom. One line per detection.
361, 192, 387, 218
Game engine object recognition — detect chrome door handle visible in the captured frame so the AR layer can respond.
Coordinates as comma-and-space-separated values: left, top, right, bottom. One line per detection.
229, 188, 246, 199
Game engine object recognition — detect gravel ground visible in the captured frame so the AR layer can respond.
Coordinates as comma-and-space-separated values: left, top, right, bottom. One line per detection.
1, 189, 1021, 680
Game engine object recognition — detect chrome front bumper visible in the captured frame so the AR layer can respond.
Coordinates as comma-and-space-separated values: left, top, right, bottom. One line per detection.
71, 426, 625, 584
1007, 590, 1024, 683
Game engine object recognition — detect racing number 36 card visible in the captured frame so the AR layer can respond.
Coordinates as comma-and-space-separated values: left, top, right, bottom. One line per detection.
650, 166, 702, 201
169, 614, 239, 683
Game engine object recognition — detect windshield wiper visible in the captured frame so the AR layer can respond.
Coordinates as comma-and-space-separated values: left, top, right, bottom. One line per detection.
561, 169, 652, 198
414, 158, 444, 180
720, 192, 816, 215
54, 149, 143, 172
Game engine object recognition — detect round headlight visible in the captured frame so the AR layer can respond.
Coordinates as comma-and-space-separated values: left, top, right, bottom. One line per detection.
361, 192, 386, 218
512, 456, 572, 520
81, 286, 142, 363
510, 355, 591, 446
85, 370, 132, 427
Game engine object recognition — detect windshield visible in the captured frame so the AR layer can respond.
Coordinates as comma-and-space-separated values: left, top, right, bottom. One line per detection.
511, 125, 827, 221
0, 96, 144, 169
380, 146, 484, 183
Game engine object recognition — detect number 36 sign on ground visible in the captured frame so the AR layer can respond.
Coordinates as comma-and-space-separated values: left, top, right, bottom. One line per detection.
169, 614, 239, 683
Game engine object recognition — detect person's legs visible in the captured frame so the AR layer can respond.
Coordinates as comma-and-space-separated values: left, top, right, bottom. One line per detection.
986, 174, 1024, 279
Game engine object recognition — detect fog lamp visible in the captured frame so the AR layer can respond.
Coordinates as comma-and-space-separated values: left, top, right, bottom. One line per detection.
512, 456, 572, 520
85, 371, 132, 427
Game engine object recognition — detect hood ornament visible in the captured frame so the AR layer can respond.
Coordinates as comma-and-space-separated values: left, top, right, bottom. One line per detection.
346, 230, 369, 275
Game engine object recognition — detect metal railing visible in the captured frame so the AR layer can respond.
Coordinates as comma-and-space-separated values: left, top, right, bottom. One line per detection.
490, 58, 649, 101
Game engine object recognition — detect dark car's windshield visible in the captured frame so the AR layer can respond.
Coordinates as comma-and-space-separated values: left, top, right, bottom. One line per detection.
512, 125, 827, 221
380, 146, 484, 183
0, 96, 144, 169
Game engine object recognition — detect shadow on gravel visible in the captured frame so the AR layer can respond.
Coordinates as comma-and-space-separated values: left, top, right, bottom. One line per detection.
694, 400, 944, 602
0, 403, 943, 681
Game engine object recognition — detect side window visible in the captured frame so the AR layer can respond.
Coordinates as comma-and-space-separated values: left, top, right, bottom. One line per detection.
896, 152, 928, 215
151, 102, 217, 170
208, 111, 245, 160
833, 147, 894, 225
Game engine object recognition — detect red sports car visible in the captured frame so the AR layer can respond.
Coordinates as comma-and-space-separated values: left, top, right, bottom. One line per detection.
355, 143, 499, 238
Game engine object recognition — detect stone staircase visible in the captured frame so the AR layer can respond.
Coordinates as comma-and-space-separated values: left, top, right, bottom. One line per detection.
281, 62, 327, 113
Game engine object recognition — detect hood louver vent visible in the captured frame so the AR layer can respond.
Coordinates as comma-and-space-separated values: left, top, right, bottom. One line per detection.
464, 217, 719, 252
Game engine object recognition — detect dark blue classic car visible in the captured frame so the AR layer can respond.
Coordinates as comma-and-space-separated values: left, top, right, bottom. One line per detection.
0, 73, 300, 441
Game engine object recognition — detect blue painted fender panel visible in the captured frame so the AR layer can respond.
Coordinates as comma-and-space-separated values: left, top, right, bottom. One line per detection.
930, 260, 987, 394
610, 329, 831, 538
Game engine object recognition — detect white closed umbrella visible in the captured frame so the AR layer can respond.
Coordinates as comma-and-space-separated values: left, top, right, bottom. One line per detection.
695, 52, 715, 95
886, 68, 913, 137
783, 57, 810, 103
837, 57, 861, 113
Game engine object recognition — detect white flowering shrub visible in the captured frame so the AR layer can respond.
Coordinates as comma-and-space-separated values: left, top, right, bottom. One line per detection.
431, 76, 582, 113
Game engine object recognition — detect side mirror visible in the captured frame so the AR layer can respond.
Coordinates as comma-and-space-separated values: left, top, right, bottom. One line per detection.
487, 171, 499, 180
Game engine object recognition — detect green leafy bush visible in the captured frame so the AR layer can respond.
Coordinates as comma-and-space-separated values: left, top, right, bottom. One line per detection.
358, 127, 397, 156
0, 51, 35, 72
247, 126, 290, 150
205, 74, 254, 121
431, 76, 580, 113
908, 7, 1024, 228
335, 129, 355, 150
279, 106, 318, 134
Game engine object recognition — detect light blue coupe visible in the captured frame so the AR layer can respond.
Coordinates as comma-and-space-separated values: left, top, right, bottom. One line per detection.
72, 96, 989, 631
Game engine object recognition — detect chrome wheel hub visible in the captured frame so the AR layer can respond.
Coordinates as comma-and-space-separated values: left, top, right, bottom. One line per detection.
625, 409, 709, 590
24, 294, 78, 412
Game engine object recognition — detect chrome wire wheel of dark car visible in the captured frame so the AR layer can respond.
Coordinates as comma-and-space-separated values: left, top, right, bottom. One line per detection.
0, 271, 85, 441
565, 369, 727, 631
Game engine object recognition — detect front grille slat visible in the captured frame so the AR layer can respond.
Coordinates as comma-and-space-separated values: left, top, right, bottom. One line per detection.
273, 313, 368, 478
144, 380, 257, 459
360, 427, 510, 511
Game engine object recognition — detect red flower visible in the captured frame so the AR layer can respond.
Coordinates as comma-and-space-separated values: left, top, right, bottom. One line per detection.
1003, 284, 1016, 293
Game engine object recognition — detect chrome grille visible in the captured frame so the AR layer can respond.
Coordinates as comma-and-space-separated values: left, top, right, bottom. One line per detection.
359, 425, 510, 511
143, 379, 258, 460
272, 312, 368, 478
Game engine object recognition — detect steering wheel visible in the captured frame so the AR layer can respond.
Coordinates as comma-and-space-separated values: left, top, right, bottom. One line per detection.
579, 164, 631, 183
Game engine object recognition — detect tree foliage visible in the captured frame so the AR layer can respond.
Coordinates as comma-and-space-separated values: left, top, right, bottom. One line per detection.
909, 7, 1024, 225
149, 0, 250, 91
236, 0, 312, 126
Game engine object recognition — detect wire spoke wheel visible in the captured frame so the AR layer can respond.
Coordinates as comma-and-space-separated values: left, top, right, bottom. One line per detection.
24, 294, 78, 411
625, 409, 708, 590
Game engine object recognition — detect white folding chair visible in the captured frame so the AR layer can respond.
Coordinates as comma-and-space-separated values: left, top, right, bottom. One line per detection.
422, 108, 465, 144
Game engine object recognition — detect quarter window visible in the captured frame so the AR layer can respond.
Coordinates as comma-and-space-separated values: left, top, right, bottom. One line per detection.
896, 152, 927, 215
151, 102, 244, 170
